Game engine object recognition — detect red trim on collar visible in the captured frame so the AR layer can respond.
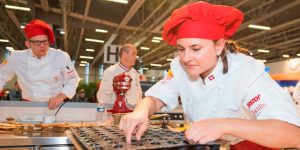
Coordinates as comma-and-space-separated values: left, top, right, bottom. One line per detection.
118, 62, 129, 71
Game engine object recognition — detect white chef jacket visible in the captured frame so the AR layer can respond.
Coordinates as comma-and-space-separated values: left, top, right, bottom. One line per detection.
0, 48, 79, 102
97, 62, 142, 107
293, 81, 300, 111
146, 52, 300, 143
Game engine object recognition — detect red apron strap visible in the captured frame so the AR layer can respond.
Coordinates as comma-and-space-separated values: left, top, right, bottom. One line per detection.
231, 140, 279, 150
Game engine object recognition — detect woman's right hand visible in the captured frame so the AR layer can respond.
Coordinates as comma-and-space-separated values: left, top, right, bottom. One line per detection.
119, 111, 149, 144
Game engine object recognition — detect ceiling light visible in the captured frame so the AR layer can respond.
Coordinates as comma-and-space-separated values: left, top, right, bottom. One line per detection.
166, 58, 173, 61
6, 46, 14, 50
60, 31, 65, 35
85, 38, 104, 43
257, 59, 267, 63
143, 67, 149, 70
151, 39, 160, 43
106, 0, 128, 4
80, 56, 94, 59
248, 24, 271, 30
140, 47, 150, 50
153, 37, 163, 40
297, 53, 300, 57
5, 5, 30, 11
86, 49, 95, 52
95, 29, 108, 33
136, 56, 139, 58
79, 64, 86, 67
80, 61, 88, 64
0, 39, 9, 42
250, 52, 253, 56
282, 54, 290, 58
257, 49, 270, 53
150, 64, 162, 67
20, 25, 25, 29
6, 46, 15, 52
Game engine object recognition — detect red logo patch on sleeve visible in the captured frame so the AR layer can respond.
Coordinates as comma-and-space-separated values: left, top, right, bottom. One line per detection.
66, 69, 76, 79
247, 94, 261, 108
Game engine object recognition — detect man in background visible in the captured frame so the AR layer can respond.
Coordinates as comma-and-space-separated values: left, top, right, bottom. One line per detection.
97, 44, 142, 108
72, 89, 89, 102
8, 82, 22, 101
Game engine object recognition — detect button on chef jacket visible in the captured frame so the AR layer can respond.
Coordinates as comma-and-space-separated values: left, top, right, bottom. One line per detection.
292, 81, 300, 112
0, 48, 79, 102
97, 62, 142, 107
146, 52, 300, 143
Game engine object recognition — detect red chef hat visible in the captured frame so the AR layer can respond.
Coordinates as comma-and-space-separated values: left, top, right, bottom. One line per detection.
23, 19, 55, 44
162, 1, 244, 46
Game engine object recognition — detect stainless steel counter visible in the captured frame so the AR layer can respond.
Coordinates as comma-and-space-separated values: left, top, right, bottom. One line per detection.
0, 132, 74, 150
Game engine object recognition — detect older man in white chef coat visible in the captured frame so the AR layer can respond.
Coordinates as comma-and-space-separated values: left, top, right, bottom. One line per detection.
97, 44, 142, 107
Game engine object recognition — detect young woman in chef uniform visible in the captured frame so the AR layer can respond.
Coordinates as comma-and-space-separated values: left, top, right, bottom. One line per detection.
119, 2, 300, 150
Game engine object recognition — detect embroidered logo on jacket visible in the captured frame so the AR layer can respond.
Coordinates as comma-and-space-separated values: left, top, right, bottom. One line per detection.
208, 75, 215, 81
66, 68, 76, 79
251, 103, 266, 115
54, 76, 60, 81
247, 94, 261, 108
247, 93, 266, 115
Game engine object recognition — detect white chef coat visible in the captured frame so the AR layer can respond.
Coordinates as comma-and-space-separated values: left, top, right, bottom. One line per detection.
97, 62, 142, 107
0, 48, 79, 102
293, 81, 300, 112
146, 52, 300, 143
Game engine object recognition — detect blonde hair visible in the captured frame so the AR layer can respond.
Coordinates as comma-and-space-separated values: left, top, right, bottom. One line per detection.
220, 41, 250, 74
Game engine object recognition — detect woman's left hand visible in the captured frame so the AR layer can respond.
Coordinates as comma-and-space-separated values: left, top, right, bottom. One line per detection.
185, 118, 227, 144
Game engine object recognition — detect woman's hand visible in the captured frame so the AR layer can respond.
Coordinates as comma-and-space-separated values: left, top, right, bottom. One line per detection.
185, 118, 227, 144
119, 111, 149, 144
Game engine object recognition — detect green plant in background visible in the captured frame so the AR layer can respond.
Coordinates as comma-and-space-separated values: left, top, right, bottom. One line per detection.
77, 82, 97, 98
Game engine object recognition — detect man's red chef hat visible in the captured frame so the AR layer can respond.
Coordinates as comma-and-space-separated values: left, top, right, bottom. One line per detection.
162, 1, 244, 46
23, 19, 55, 44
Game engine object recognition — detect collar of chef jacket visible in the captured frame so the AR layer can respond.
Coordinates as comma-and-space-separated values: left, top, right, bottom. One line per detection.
171, 55, 224, 89
117, 62, 130, 71
202, 57, 224, 86
28, 48, 51, 60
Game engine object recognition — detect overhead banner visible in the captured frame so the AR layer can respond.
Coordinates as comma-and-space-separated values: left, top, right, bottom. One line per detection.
103, 44, 121, 64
